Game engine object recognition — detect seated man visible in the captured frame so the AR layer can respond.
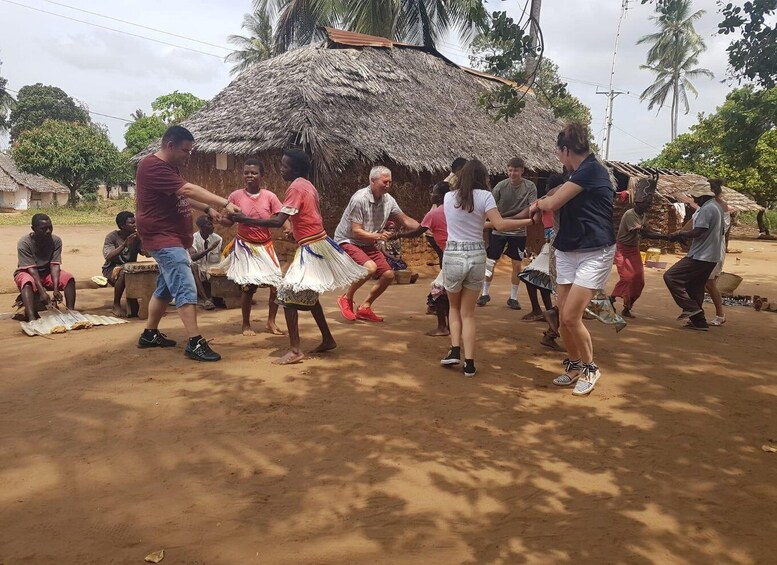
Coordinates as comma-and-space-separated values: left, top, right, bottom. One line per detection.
14, 213, 76, 321
102, 211, 143, 317
189, 214, 223, 310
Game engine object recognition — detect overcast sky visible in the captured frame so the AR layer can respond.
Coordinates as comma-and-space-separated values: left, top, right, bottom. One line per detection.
0, 0, 738, 163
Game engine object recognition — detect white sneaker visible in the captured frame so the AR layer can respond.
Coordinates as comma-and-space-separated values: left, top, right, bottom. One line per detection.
709, 315, 726, 326
572, 363, 601, 396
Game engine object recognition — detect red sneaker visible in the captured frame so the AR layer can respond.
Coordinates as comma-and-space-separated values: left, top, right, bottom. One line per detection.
337, 295, 356, 321
356, 306, 383, 322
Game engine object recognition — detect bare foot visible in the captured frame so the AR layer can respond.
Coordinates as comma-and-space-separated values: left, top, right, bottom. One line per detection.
425, 327, 450, 336
310, 339, 337, 354
266, 323, 286, 335
110, 305, 126, 318
242, 325, 257, 337
273, 350, 305, 365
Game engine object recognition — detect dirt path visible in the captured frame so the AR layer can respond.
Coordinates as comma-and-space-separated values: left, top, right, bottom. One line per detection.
1, 224, 777, 564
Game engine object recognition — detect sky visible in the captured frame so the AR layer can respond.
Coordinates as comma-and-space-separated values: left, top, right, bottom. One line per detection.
0, 0, 740, 162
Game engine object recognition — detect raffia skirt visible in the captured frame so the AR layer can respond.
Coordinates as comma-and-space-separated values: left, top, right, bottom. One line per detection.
222, 236, 283, 288
276, 232, 369, 310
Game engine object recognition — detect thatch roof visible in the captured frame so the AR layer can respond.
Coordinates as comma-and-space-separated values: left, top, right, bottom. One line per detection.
607, 161, 762, 213
137, 28, 563, 180
0, 153, 69, 194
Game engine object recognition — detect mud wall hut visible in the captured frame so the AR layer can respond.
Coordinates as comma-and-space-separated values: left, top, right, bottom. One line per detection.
606, 161, 763, 253
137, 28, 563, 265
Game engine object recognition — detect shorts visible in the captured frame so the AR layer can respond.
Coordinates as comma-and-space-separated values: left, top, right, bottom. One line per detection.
148, 247, 198, 307
14, 269, 74, 292
103, 265, 125, 284
555, 245, 615, 290
486, 234, 526, 261
442, 241, 486, 293
340, 243, 391, 278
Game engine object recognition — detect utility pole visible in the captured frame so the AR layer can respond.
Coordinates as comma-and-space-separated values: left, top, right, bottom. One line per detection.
526, 0, 543, 79
598, 0, 629, 160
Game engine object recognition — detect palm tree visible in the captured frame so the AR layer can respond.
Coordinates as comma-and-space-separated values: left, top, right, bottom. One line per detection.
638, 0, 713, 140
129, 109, 147, 122
258, 0, 486, 53
0, 61, 15, 134
226, 5, 274, 75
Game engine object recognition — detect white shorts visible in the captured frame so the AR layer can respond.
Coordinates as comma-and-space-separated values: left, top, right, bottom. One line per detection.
555, 245, 615, 290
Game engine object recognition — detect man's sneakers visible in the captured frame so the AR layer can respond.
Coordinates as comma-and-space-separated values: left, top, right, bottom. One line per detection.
477, 294, 491, 307
506, 298, 522, 310
185, 337, 222, 362
139, 330, 221, 361
337, 296, 356, 321
463, 359, 477, 377
356, 306, 383, 322
138, 330, 176, 348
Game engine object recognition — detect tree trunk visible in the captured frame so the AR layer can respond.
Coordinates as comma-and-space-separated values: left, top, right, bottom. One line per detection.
757, 209, 771, 236
68, 185, 79, 208
671, 74, 679, 140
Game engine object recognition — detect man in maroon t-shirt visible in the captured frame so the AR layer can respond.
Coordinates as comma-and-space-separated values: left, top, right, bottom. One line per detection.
135, 125, 240, 362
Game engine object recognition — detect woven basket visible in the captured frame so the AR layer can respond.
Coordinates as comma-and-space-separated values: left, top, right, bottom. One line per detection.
717, 272, 743, 294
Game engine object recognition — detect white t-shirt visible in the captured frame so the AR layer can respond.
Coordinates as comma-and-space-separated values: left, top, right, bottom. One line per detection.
443, 189, 497, 243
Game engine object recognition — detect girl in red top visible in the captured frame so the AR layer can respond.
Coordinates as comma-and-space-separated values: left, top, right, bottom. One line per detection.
228, 150, 367, 365
222, 159, 287, 336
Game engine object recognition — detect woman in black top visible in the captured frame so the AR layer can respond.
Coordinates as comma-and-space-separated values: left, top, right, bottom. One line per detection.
531, 123, 616, 396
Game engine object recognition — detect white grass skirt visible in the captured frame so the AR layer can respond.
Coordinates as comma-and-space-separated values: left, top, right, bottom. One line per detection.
276, 236, 368, 310
223, 237, 283, 288
519, 242, 554, 292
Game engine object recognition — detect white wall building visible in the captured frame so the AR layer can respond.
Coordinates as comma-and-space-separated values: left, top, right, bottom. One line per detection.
0, 153, 70, 210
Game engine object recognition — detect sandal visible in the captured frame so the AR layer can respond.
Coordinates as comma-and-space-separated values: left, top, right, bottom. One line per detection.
553, 359, 582, 386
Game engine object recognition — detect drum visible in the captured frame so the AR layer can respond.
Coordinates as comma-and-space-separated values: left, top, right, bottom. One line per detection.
124, 261, 159, 319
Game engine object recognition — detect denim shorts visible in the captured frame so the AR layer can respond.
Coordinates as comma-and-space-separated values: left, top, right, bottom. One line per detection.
442, 241, 486, 293
148, 247, 198, 307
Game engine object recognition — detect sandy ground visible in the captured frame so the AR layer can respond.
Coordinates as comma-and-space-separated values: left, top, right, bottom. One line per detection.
1, 224, 777, 565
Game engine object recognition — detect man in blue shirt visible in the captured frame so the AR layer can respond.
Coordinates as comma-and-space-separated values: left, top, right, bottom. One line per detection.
663, 192, 725, 331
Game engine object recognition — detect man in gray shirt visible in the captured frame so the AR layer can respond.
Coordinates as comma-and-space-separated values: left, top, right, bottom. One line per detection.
663, 191, 725, 330
478, 157, 537, 310
334, 166, 420, 322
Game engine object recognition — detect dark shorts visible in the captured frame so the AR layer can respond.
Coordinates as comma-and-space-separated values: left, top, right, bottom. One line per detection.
486, 234, 527, 261
340, 243, 392, 278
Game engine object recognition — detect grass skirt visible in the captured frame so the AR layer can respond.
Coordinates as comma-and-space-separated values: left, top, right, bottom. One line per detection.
519, 242, 554, 292
222, 237, 283, 288
277, 235, 368, 310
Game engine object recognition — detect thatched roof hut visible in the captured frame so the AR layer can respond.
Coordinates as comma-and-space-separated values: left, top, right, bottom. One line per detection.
0, 153, 69, 210
606, 161, 762, 252
140, 27, 562, 180
136, 28, 563, 264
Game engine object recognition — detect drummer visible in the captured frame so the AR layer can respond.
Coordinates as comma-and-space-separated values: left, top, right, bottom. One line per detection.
102, 211, 143, 317
14, 214, 76, 321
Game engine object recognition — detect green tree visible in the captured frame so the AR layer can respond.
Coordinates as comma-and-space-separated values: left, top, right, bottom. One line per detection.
12, 120, 131, 207
638, 0, 713, 140
124, 114, 167, 156
226, 4, 273, 75
0, 60, 15, 134
150, 91, 206, 125
259, 0, 486, 52
644, 86, 777, 233
7, 83, 90, 141
718, 0, 776, 88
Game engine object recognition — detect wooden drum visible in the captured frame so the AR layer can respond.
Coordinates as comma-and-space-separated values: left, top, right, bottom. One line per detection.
124, 261, 159, 319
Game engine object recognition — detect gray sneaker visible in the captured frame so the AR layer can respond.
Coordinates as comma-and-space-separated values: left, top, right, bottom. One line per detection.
506, 298, 521, 310
477, 294, 491, 307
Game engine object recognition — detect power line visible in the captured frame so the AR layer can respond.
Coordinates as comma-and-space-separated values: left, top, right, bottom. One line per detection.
4, 87, 131, 123
39, 0, 232, 52
0, 0, 224, 59
611, 124, 658, 149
